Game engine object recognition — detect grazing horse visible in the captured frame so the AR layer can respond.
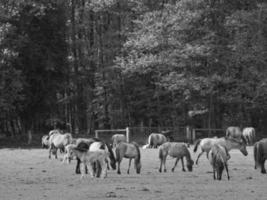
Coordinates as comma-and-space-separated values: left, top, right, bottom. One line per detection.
226, 126, 242, 140
111, 134, 126, 148
254, 138, 267, 174
147, 133, 167, 148
242, 127, 256, 145
41, 135, 50, 148
193, 136, 248, 165
115, 142, 141, 174
208, 144, 230, 180
48, 132, 72, 159
74, 138, 116, 174
64, 144, 108, 179
159, 142, 194, 173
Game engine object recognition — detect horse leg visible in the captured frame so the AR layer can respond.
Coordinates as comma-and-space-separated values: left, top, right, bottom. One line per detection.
159, 158, 163, 173
261, 160, 266, 174
48, 147, 51, 159
100, 161, 107, 179
163, 156, 167, 172
76, 158, 81, 174
55, 148, 58, 159
195, 151, 204, 165
105, 158, 110, 170
213, 168, 216, 180
225, 163, 230, 180
181, 157, 186, 172
171, 158, 180, 172
117, 160, 121, 174
127, 159, 132, 174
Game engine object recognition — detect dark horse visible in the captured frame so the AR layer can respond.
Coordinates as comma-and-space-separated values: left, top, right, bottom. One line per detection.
75, 138, 116, 174
254, 138, 267, 174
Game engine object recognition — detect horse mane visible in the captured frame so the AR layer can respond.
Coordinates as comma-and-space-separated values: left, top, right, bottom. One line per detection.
76, 142, 90, 152
193, 139, 201, 152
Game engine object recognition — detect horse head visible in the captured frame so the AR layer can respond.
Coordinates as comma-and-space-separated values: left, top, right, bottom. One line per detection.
186, 159, 194, 172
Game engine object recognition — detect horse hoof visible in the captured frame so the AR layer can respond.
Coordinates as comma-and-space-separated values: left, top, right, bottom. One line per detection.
182, 169, 185, 172
164, 169, 167, 173
171, 168, 174, 172
159, 169, 162, 173
117, 171, 121, 175
261, 171, 266, 174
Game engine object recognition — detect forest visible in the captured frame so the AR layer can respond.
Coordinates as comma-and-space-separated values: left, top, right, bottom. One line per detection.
0, 0, 266, 138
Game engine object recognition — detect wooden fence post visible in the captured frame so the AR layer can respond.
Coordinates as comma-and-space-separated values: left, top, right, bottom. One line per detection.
126, 127, 130, 143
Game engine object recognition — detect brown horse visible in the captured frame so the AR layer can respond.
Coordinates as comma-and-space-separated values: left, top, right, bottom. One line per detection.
111, 134, 126, 148
194, 136, 248, 165
115, 142, 141, 174
254, 138, 267, 174
226, 126, 242, 140
48, 132, 72, 159
208, 144, 230, 180
159, 142, 194, 173
147, 133, 167, 148
242, 127, 256, 145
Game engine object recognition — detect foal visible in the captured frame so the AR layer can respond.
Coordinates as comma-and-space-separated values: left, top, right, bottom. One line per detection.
65, 144, 108, 179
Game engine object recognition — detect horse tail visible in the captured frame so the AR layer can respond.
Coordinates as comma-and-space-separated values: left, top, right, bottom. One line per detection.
132, 142, 141, 163
193, 139, 201, 152
159, 146, 164, 161
106, 143, 116, 170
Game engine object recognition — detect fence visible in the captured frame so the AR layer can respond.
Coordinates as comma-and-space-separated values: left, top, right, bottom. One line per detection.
191, 128, 225, 141
95, 126, 188, 145
94, 126, 227, 145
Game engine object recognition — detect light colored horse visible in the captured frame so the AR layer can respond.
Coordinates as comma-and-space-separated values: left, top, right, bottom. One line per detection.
111, 134, 126, 148
242, 127, 256, 145
159, 142, 194, 173
41, 135, 50, 148
115, 142, 141, 174
74, 138, 116, 174
254, 138, 267, 174
64, 144, 108, 179
193, 136, 248, 165
208, 144, 230, 180
48, 129, 62, 137
48, 132, 72, 159
226, 126, 242, 140
147, 133, 167, 148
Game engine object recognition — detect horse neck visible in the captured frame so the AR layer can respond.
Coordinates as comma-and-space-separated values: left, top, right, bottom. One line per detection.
224, 138, 240, 150
184, 148, 192, 162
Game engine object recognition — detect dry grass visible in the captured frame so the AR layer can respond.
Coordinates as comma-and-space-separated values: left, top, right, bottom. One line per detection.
0, 146, 265, 200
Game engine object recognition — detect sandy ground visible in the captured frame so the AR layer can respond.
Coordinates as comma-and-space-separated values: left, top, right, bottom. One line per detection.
0, 146, 266, 200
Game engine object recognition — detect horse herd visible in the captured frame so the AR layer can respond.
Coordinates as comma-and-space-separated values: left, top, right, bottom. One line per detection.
41, 126, 267, 181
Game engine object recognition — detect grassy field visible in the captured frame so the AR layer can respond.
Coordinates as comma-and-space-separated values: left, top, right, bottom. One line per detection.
0, 146, 266, 200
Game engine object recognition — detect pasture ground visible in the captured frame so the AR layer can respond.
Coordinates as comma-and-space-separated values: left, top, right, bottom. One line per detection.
0, 146, 266, 200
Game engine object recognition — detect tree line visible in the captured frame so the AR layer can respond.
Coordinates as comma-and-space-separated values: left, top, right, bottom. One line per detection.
0, 0, 266, 137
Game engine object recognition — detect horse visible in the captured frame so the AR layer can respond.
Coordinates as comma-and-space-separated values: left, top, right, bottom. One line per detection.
147, 133, 167, 148
208, 144, 230, 180
111, 134, 126, 148
48, 129, 62, 137
41, 135, 50, 148
226, 126, 242, 140
254, 138, 267, 174
48, 132, 72, 159
242, 127, 256, 145
115, 142, 141, 174
74, 138, 116, 174
64, 144, 108, 179
193, 136, 248, 165
159, 142, 194, 173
